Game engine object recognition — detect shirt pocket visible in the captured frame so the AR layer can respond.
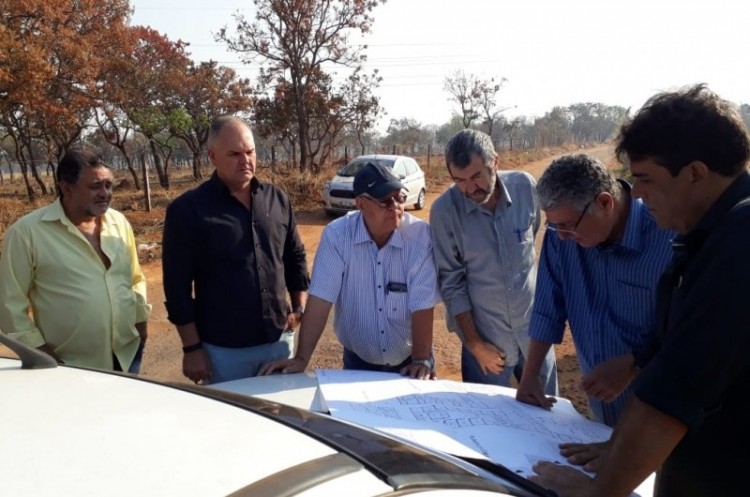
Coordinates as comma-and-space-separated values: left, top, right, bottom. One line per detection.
385, 290, 410, 330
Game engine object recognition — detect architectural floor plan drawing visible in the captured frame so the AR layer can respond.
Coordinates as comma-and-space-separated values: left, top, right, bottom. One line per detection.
316, 369, 654, 497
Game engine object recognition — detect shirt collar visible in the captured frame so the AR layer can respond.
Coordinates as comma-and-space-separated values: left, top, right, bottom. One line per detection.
613, 180, 644, 253
352, 211, 404, 249
207, 170, 263, 197
40, 198, 115, 233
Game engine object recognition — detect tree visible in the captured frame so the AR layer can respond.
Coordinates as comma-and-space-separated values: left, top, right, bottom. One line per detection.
475, 77, 511, 140
444, 70, 481, 128
0, 0, 131, 199
169, 61, 253, 180
218, 0, 383, 171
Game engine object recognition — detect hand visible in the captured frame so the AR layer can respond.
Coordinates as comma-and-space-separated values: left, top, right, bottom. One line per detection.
516, 375, 557, 410
258, 356, 307, 376
467, 340, 506, 375
559, 440, 610, 473
400, 362, 436, 380
135, 321, 148, 342
182, 348, 211, 384
529, 461, 595, 497
581, 354, 637, 403
285, 311, 302, 331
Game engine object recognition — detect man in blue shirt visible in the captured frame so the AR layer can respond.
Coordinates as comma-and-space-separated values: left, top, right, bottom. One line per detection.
431, 129, 557, 393
531, 84, 750, 497
260, 162, 440, 380
516, 154, 672, 426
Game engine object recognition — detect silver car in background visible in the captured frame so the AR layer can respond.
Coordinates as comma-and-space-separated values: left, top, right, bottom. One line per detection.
322, 154, 427, 216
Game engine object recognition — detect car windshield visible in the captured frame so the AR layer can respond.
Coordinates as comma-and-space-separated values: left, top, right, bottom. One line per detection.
338, 158, 395, 177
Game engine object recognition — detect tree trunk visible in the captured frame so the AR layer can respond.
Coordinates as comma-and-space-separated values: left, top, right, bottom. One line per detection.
28, 155, 49, 196
298, 119, 309, 172
124, 155, 141, 191
191, 151, 203, 180
148, 140, 168, 188
18, 161, 34, 200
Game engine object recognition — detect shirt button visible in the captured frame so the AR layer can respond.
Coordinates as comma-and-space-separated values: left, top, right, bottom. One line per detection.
380, 330, 384, 334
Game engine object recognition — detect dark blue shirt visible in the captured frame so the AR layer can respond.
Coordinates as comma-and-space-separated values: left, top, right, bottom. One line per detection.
162, 173, 309, 347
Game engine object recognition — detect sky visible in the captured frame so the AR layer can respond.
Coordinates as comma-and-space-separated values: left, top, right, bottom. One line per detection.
130, 0, 750, 131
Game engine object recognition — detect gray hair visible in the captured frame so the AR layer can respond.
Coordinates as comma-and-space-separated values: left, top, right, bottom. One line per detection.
445, 129, 496, 171
536, 154, 622, 210
208, 115, 251, 146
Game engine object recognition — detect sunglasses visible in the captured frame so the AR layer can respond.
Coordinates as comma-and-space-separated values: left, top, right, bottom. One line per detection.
361, 192, 407, 208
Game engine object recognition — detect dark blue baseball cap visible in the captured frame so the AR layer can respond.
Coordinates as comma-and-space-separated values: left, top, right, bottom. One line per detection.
353, 162, 406, 198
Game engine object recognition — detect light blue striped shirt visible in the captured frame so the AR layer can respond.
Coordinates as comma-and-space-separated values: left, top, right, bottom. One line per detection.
309, 211, 440, 366
530, 190, 673, 425
430, 171, 541, 367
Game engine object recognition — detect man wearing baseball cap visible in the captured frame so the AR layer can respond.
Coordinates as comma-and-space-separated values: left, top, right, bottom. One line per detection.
261, 162, 440, 379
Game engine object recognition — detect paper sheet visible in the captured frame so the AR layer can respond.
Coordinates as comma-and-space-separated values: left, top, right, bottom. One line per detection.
316, 369, 654, 496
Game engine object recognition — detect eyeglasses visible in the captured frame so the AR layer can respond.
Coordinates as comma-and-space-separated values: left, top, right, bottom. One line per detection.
361, 192, 407, 209
545, 198, 594, 234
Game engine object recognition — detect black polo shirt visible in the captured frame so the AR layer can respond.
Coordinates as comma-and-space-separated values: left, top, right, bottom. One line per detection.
634, 172, 750, 496
163, 173, 309, 347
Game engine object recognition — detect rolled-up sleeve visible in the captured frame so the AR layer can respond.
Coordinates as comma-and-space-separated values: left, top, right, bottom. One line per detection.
528, 230, 567, 344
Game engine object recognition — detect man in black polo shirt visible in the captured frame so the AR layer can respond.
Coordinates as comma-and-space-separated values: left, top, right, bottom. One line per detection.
162, 116, 309, 384
530, 85, 750, 496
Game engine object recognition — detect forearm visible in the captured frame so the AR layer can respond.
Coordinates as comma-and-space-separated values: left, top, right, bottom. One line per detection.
410, 307, 434, 360
135, 322, 148, 341
294, 295, 333, 364
520, 338, 552, 381
290, 290, 308, 311
590, 397, 687, 496
176, 322, 201, 347
454, 310, 484, 346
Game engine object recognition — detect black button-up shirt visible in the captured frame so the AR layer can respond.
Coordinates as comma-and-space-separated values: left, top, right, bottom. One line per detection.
163, 173, 309, 347
634, 172, 750, 496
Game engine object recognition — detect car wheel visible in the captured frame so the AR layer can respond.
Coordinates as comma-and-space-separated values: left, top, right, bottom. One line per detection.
414, 189, 426, 210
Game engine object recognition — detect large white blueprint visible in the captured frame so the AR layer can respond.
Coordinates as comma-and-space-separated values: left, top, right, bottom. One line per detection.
316, 369, 654, 496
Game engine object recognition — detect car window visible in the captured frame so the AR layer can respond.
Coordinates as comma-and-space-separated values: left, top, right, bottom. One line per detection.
393, 160, 407, 178
404, 159, 418, 176
338, 158, 395, 177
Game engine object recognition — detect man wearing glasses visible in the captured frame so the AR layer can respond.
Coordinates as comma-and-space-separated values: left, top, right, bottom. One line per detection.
515, 154, 672, 427
430, 129, 557, 394
261, 162, 440, 380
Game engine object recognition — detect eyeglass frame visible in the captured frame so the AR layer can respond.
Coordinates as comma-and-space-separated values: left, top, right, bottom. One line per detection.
360, 191, 408, 209
545, 196, 596, 234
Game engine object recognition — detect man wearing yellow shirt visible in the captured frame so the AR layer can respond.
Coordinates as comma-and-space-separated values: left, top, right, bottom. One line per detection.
0, 148, 150, 372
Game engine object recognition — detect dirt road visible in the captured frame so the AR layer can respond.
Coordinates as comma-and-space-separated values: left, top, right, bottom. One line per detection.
139, 146, 615, 416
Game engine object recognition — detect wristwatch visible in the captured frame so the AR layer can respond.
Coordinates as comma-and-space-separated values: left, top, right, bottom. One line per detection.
411, 356, 435, 370
292, 305, 305, 315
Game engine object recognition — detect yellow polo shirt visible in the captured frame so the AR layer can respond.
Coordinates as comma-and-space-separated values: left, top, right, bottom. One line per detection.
0, 199, 151, 370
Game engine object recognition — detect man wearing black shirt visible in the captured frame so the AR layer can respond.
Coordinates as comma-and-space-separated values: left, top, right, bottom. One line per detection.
530, 85, 750, 496
163, 116, 309, 384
